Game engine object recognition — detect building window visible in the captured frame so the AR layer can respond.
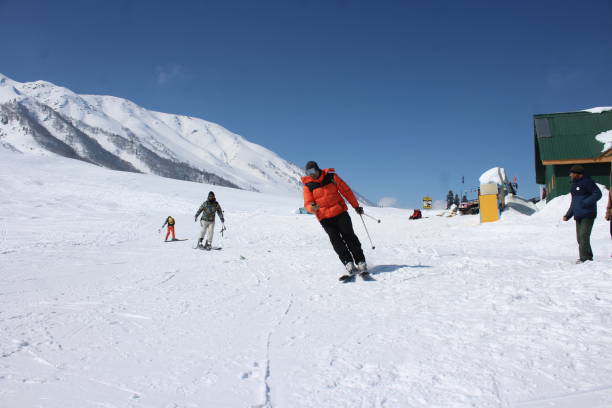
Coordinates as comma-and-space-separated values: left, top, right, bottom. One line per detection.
535, 118, 552, 138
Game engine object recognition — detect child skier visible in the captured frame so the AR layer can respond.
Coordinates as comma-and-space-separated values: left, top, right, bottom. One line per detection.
161, 216, 177, 241
194, 191, 225, 250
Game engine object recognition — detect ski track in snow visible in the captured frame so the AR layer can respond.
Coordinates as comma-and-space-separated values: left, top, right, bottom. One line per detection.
1, 152, 612, 407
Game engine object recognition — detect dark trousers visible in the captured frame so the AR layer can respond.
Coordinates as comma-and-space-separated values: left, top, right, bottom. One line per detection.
575, 217, 595, 261
320, 211, 365, 265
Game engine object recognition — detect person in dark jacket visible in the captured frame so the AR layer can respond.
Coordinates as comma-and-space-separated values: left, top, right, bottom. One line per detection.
562, 165, 602, 263
606, 188, 612, 257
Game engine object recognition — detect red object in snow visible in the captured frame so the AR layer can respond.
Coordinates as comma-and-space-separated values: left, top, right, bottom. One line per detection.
409, 209, 422, 220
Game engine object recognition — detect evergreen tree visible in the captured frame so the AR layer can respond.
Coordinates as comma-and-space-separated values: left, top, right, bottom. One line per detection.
446, 190, 454, 209
454, 194, 460, 206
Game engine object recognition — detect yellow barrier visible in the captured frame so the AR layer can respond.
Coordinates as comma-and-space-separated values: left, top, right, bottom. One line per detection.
479, 183, 499, 223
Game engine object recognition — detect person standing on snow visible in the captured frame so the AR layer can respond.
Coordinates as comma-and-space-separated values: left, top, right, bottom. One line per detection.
562, 165, 602, 263
301, 161, 368, 280
194, 191, 225, 250
160, 215, 177, 241
606, 187, 612, 257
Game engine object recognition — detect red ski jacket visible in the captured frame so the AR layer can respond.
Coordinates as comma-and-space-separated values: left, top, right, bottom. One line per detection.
301, 168, 359, 221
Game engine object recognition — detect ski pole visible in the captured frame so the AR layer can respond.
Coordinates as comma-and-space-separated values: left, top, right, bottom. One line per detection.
363, 213, 381, 223
359, 214, 375, 250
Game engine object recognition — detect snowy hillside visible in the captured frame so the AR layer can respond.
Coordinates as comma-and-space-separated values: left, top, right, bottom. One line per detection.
0, 73, 304, 195
1, 151, 611, 407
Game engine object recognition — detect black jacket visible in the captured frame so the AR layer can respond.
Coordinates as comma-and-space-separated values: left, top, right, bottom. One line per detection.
565, 175, 602, 220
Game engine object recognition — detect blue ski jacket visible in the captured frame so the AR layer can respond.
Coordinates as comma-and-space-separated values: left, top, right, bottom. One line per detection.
564, 175, 602, 220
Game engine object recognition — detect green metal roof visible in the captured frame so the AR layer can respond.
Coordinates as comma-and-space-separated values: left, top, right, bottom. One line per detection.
534, 109, 612, 184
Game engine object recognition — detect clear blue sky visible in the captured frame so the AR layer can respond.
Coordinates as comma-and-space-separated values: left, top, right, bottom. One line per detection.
2, 0, 611, 207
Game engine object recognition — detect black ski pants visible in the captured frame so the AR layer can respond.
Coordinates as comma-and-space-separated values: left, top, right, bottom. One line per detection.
320, 211, 365, 265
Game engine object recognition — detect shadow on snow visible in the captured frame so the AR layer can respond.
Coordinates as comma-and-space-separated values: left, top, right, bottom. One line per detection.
370, 264, 432, 275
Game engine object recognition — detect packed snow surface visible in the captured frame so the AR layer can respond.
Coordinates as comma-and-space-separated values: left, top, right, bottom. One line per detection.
479, 167, 508, 185
583, 106, 612, 114
1, 151, 611, 407
595, 130, 612, 152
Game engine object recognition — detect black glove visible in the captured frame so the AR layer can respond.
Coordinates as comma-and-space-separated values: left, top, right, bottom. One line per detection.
221, 218, 225, 223
355, 206, 364, 215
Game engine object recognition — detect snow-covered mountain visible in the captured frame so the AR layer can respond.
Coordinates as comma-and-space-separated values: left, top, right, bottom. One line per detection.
0, 73, 305, 194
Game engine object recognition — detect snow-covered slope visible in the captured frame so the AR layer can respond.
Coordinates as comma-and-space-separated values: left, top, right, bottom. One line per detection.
1, 151, 611, 407
0, 72, 304, 194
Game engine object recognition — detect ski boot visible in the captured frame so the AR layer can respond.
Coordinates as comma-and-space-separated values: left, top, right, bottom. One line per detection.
339, 262, 357, 282
357, 261, 374, 281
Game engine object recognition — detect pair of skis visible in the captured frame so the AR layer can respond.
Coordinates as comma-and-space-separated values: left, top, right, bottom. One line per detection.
194, 245, 222, 251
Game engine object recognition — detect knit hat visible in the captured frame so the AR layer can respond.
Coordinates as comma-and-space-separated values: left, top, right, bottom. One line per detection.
569, 165, 584, 174
305, 161, 320, 172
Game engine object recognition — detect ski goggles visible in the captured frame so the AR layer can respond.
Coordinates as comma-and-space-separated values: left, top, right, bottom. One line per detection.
305, 167, 318, 176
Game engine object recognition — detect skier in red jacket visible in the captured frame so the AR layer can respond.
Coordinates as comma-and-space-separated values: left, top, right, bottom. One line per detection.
302, 161, 368, 281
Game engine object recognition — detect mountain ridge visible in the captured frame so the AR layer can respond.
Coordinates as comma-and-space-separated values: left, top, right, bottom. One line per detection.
0, 73, 373, 204
0, 73, 302, 194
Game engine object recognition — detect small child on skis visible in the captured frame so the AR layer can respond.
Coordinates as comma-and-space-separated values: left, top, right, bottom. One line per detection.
160, 216, 176, 241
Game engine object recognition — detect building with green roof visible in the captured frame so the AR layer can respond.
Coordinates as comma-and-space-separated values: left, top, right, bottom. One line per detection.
534, 108, 612, 201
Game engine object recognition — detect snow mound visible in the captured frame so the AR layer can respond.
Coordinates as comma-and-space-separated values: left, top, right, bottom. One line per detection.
479, 167, 507, 185
505, 195, 537, 216
533, 185, 609, 221
583, 106, 612, 114
595, 130, 612, 152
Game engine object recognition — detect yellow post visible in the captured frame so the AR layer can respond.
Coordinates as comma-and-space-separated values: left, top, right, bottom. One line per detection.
422, 196, 432, 209
479, 183, 499, 223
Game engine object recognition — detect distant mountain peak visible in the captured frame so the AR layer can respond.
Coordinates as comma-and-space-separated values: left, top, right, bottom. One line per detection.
0, 72, 16, 83
0, 75, 305, 195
